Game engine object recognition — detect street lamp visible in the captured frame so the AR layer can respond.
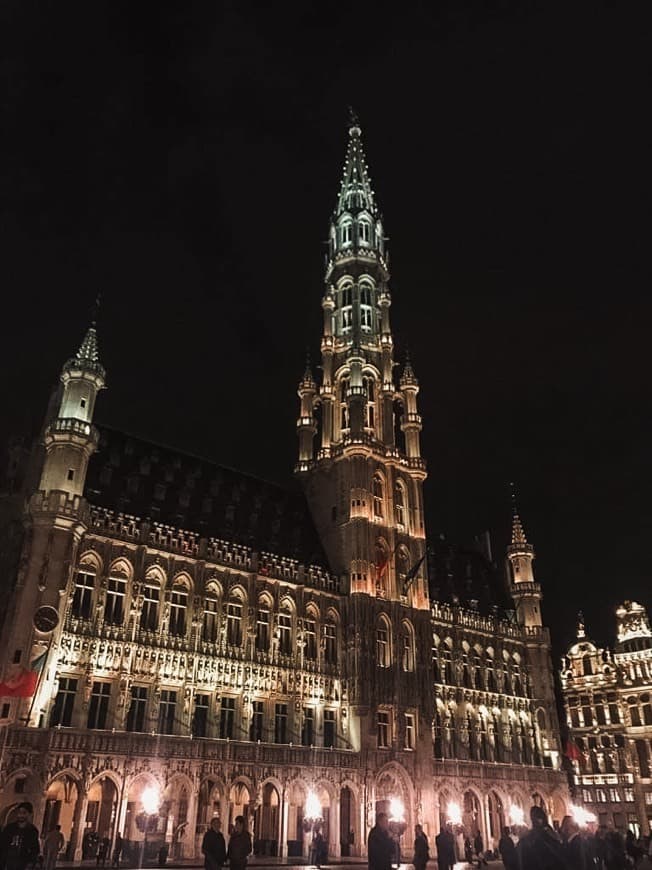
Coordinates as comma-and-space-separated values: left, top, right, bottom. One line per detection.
138, 786, 161, 869
446, 802, 462, 827
304, 790, 323, 865
508, 804, 525, 831
388, 798, 407, 869
570, 805, 597, 828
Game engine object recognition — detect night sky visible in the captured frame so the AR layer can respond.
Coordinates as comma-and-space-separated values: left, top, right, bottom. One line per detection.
1, 3, 649, 660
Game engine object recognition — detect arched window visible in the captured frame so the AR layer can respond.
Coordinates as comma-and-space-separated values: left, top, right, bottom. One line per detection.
72, 566, 95, 619
227, 595, 243, 646
583, 654, 594, 676
373, 474, 384, 518
395, 480, 407, 529
358, 217, 371, 246
339, 377, 350, 434
628, 697, 641, 727
304, 610, 318, 661
339, 283, 353, 333
401, 622, 415, 672
278, 604, 293, 656
376, 616, 391, 668
396, 547, 410, 596
360, 281, 373, 332
169, 584, 188, 636
140, 581, 160, 632
363, 375, 376, 430
203, 591, 219, 643
256, 596, 271, 652
339, 219, 353, 247
105, 571, 127, 625
324, 616, 338, 665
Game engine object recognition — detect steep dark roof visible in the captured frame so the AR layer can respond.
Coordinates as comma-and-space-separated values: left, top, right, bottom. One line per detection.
427, 537, 514, 614
85, 426, 328, 567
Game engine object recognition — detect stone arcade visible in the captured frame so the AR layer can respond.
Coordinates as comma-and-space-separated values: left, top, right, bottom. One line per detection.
0, 120, 568, 861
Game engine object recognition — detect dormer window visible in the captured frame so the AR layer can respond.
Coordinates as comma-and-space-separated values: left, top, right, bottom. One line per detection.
340, 221, 353, 247
358, 219, 371, 245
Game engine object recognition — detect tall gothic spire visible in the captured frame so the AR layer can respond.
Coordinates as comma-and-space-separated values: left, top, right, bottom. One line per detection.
510, 482, 528, 545
335, 112, 378, 219
65, 296, 106, 379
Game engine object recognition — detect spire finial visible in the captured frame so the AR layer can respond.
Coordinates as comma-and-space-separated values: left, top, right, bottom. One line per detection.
577, 610, 586, 639
348, 106, 360, 132
510, 481, 528, 545
90, 292, 101, 327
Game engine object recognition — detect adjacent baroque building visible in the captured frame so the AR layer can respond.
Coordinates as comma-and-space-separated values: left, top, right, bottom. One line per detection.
561, 602, 652, 834
0, 120, 568, 861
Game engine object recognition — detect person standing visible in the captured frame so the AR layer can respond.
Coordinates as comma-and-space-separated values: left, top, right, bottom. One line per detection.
516, 806, 566, 870
42, 826, 64, 870
473, 831, 488, 866
111, 834, 123, 869
202, 819, 226, 870
413, 825, 429, 870
0, 802, 40, 870
227, 816, 251, 870
435, 825, 455, 870
498, 827, 518, 870
368, 813, 394, 870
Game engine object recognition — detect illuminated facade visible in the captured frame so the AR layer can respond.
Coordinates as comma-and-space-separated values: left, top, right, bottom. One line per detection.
561, 602, 652, 834
0, 120, 567, 862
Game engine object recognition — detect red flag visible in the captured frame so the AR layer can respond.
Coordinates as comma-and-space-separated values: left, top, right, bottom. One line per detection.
0, 652, 46, 698
564, 739, 583, 761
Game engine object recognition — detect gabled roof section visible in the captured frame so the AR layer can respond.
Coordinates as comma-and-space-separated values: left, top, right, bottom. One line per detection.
335, 113, 378, 219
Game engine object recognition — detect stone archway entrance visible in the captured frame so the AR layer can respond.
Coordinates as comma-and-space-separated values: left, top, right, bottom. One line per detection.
487, 791, 505, 847
339, 787, 354, 857
228, 783, 251, 834
254, 783, 280, 856
86, 778, 118, 842
43, 776, 80, 860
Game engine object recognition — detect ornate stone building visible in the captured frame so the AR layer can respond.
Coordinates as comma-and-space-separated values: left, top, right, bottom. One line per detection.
561, 602, 652, 834
0, 120, 567, 861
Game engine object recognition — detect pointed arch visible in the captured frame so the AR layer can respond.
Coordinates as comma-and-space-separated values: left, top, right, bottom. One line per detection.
376, 613, 392, 668
372, 472, 385, 519
400, 619, 415, 672
394, 478, 408, 530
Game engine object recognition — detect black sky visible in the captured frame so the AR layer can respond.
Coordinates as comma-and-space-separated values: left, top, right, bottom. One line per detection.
1, 1, 650, 660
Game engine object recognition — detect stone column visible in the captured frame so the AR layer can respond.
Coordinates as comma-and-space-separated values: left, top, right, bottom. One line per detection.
71, 788, 90, 862
279, 788, 289, 858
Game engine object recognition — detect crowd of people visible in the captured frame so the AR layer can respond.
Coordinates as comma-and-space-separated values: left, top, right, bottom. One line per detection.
367, 806, 652, 870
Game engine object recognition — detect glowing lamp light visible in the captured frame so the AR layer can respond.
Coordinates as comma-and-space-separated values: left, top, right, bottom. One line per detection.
141, 786, 160, 816
447, 802, 462, 826
389, 798, 405, 823
305, 790, 322, 822
508, 805, 525, 827
570, 805, 597, 827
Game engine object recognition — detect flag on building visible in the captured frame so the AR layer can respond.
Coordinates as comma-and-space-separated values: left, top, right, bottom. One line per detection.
402, 553, 426, 593
0, 651, 47, 698
563, 738, 583, 762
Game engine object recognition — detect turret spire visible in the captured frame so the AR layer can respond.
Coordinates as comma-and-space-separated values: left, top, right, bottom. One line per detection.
576, 611, 586, 639
510, 482, 528, 545
336, 115, 378, 219
65, 296, 106, 379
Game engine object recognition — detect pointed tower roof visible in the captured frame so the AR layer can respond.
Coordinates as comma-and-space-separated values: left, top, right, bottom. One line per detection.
400, 351, 419, 388
335, 111, 378, 218
510, 482, 529, 545
64, 300, 106, 382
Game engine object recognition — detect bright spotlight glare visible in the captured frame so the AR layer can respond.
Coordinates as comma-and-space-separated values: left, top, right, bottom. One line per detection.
305, 790, 322, 821
389, 798, 405, 822
509, 804, 525, 826
570, 805, 596, 827
447, 802, 462, 826
141, 786, 160, 816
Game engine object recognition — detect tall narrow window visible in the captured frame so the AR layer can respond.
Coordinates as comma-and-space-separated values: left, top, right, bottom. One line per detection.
373, 475, 384, 518
636, 740, 650, 778
169, 587, 187, 637
360, 283, 373, 331
340, 221, 352, 247
256, 606, 270, 651
302, 708, 314, 746
203, 595, 218, 643
87, 682, 111, 730
324, 710, 336, 748
250, 700, 264, 741
193, 694, 209, 738
278, 612, 292, 655
405, 713, 415, 750
72, 570, 95, 619
324, 622, 337, 665
227, 601, 242, 646
219, 697, 235, 739
126, 686, 147, 733
140, 584, 160, 632
158, 690, 177, 735
50, 677, 78, 727
395, 481, 406, 529
304, 618, 317, 661
377, 711, 390, 748
401, 624, 415, 672
377, 620, 390, 668
274, 703, 288, 743
358, 219, 371, 245
340, 283, 353, 334
104, 576, 126, 625
339, 378, 350, 433
362, 376, 376, 430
